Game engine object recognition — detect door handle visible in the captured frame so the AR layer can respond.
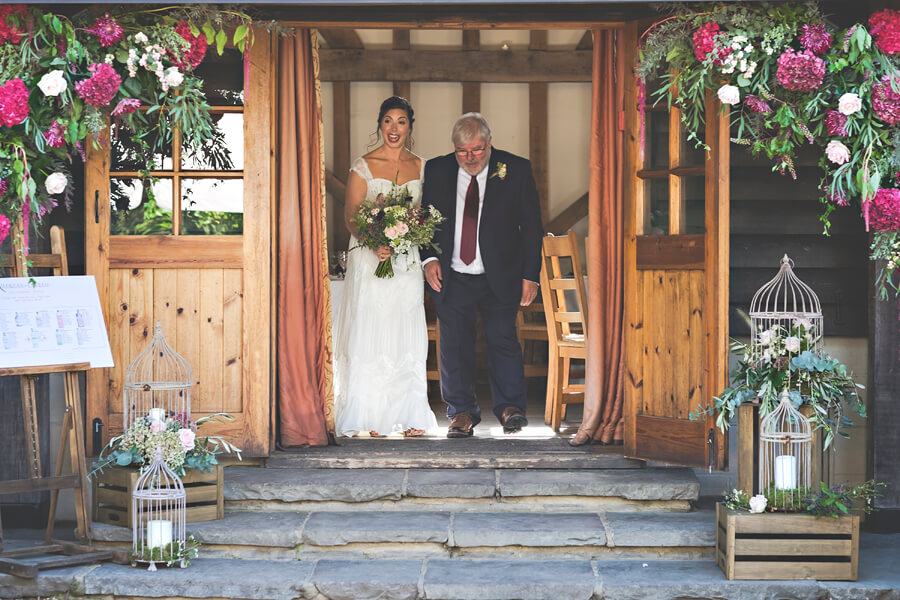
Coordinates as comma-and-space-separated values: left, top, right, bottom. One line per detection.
94, 190, 99, 224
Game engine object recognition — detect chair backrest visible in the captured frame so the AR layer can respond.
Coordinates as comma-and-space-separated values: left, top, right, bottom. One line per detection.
0, 225, 68, 277
539, 231, 588, 345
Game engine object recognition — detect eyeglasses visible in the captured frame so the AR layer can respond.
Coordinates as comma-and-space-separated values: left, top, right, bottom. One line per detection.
455, 147, 486, 158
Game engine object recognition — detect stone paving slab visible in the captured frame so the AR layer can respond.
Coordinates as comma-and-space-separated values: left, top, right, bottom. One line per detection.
406, 468, 497, 498
423, 558, 596, 599
303, 511, 451, 545
225, 467, 406, 502
452, 512, 606, 547
499, 468, 699, 500
308, 559, 422, 600
0, 564, 95, 598
81, 558, 313, 600
605, 511, 715, 547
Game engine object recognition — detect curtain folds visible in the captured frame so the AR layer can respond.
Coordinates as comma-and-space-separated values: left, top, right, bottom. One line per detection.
276, 29, 334, 447
579, 28, 626, 445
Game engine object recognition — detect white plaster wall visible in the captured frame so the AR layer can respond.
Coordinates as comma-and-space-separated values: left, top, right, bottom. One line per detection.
409, 83, 462, 160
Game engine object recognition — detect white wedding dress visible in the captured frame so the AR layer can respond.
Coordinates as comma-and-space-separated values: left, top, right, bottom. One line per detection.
333, 156, 438, 437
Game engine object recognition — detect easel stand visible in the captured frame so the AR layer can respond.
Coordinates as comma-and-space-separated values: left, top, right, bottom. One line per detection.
0, 226, 118, 577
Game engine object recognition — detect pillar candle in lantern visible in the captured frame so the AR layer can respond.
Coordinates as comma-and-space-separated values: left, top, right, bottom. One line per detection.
148, 407, 166, 423
774, 454, 797, 490
146, 519, 173, 549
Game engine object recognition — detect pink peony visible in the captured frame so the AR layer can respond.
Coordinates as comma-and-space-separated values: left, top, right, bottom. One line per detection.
869, 9, 900, 55
171, 20, 206, 70
0, 78, 29, 127
692, 21, 730, 64
776, 48, 825, 92
825, 110, 848, 137
88, 14, 123, 47
872, 75, 900, 125
111, 97, 140, 116
178, 428, 196, 451
0, 214, 10, 245
798, 23, 832, 55
743, 94, 772, 114
870, 188, 900, 232
44, 120, 66, 148
75, 62, 121, 107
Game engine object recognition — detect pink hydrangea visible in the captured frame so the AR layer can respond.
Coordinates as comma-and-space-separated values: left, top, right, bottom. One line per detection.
692, 22, 729, 64
44, 120, 66, 148
869, 188, 900, 231
743, 94, 772, 114
825, 110, 848, 137
0, 78, 29, 127
0, 5, 27, 45
872, 75, 900, 125
776, 48, 825, 92
799, 23, 832, 55
111, 97, 140, 116
869, 9, 900, 55
88, 14, 123, 47
171, 20, 206, 70
75, 62, 121, 107
0, 214, 10, 245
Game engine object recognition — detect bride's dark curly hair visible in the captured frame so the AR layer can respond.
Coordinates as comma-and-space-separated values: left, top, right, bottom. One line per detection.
370, 95, 415, 149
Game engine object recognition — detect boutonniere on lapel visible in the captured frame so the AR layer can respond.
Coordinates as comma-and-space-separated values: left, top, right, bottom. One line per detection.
489, 162, 507, 181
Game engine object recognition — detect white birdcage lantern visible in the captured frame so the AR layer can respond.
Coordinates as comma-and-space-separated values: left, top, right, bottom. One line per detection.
123, 322, 193, 430
749, 254, 823, 359
759, 391, 812, 510
132, 449, 187, 571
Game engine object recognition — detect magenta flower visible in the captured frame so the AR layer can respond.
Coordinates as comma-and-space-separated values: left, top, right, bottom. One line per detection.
776, 48, 825, 92
44, 120, 66, 148
75, 62, 121, 107
870, 188, 900, 232
172, 20, 207, 70
872, 75, 900, 125
869, 9, 900, 55
0, 179, 7, 196
798, 23, 832, 55
0, 214, 10, 245
825, 110, 849, 137
692, 21, 730, 64
89, 14, 124, 47
111, 97, 141, 116
743, 94, 772, 114
0, 78, 29, 127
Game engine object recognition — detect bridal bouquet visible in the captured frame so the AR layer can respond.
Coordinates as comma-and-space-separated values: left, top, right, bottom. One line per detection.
352, 182, 444, 278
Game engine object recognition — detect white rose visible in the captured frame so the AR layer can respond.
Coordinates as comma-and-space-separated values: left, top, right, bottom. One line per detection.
717, 84, 740, 105
45, 172, 67, 195
37, 70, 67, 97
163, 67, 184, 88
134, 31, 148, 44
784, 336, 801, 353
825, 140, 851, 165
837, 92, 862, 116
758, 329, 773, 346
749, 494, 767, 514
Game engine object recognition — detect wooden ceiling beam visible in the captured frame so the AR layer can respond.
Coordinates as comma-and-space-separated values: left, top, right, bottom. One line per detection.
319, 49, 591, 82
318, 28, 364, 49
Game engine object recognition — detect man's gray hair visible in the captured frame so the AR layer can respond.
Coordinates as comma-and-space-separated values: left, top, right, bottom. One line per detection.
452, 113, 491, 146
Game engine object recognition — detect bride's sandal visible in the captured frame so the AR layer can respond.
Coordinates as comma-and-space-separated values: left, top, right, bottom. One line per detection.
402, 428, 425, 438
369, 430, 387, 438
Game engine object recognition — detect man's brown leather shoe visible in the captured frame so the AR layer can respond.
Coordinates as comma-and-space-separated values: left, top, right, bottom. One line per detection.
447, 412, 475, 438
500, 407, 528, 433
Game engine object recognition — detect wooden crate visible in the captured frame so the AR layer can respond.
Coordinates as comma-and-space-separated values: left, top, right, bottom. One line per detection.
92, 465, 223, 527
716, 503, 859, 581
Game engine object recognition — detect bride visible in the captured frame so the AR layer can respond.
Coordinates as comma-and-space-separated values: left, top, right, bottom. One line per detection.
333, 96, 438, 438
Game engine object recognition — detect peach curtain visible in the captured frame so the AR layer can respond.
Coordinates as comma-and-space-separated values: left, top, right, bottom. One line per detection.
578, 28, 626, 444
277, 30, 334, 446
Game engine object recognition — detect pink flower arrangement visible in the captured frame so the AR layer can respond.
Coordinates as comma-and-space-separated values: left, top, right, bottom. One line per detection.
111, 97, 141, 116
798, 23, 832, 55
692, 22, 729, 64
0, 5, 27, 45
172, 20, 207, 70
75, 62, 121, 107
825, 110, 849, 137
775, 48, 825, 92
44, 120, 66, 148
869, 9, 900, 55
869, 188, 900, 232
0, 78, 30, 127
872, 75, 900, 126
0, 214, 10, 245
88, 14, 123, 47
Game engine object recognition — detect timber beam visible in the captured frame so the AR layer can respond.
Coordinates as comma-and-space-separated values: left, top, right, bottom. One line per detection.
319, 49, 591, 82
546, 192, 589, 234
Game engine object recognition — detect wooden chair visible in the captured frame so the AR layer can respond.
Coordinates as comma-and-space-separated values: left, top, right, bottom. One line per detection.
517, 301, 548, 378
539, 231, 588, 432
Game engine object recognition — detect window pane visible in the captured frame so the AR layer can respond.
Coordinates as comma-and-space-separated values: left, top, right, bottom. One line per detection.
181, 179, 243, 235
684, 176, 705, 234
681, 122, 707, 167
110, 178, 173, 235
648, 178, 669, 235
646, 109, 669, 170
110, 123, 173, 171
182, 112, 243, 171
194, 48, 244, 106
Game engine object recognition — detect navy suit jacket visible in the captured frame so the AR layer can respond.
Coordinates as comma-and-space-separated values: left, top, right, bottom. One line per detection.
420, 148, 544, 305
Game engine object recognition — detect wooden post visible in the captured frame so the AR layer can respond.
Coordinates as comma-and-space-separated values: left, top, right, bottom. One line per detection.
462, 31, 480, 115
529, 31, 549, 226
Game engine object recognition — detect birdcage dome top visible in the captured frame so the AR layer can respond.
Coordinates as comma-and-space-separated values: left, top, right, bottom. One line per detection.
759, 392, 812, 443
124, 322, 193, 390
133, 449, 186, 500
749, 255, 822, 320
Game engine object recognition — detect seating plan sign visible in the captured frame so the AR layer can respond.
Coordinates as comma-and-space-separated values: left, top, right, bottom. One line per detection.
0, 276, 114, 369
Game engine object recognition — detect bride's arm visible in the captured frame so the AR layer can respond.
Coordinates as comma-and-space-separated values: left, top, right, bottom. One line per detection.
344, 171, 367, 237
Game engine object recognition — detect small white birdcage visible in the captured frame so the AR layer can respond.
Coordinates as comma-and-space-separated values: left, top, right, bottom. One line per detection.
132, 449, 187, 570
759, 391, 812, 510
749, 254, 823, 359
123, 322, 193, 430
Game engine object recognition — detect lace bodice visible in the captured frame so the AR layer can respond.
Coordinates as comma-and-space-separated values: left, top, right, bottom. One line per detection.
350, 155, 424, 204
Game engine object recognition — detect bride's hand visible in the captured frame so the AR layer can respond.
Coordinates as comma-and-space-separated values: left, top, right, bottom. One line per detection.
376, 245, 393, 261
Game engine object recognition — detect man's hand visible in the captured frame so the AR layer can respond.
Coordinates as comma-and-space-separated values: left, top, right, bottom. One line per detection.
520, 280, 538, 306
424, 261, 442, 292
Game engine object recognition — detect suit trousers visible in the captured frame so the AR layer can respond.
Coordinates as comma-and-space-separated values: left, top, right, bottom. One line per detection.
435, 269, 527, 425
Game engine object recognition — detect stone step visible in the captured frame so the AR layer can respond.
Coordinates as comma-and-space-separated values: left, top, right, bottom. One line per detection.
266, 438, 644, 469
91, 509, 716, 561
4, 539, 898, 600
224, 466, 700, 513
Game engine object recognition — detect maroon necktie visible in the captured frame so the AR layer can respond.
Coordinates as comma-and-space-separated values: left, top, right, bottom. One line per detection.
460, 175, 479, 265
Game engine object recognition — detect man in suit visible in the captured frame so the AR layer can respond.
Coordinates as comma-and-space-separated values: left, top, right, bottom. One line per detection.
421, 113, 544, 438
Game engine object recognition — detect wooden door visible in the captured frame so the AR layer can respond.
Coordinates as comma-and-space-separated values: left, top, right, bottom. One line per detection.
85, 31, 274, 456
623, 55, 729, 467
